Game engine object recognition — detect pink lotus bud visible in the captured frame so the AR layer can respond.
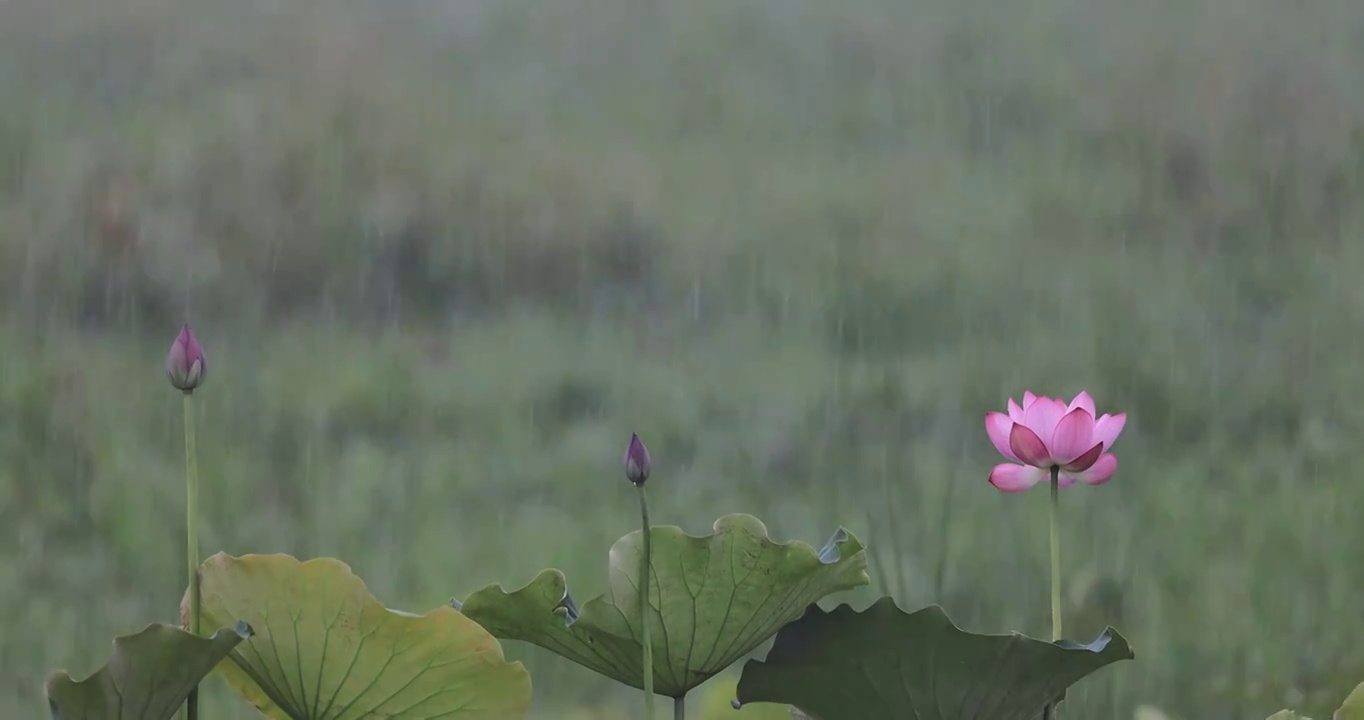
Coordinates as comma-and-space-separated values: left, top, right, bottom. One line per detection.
624, 433, 651, 485
166, 324, 207, 392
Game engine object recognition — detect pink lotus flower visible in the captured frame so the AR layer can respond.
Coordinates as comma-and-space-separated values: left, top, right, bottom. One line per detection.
986, 391, 1125, 493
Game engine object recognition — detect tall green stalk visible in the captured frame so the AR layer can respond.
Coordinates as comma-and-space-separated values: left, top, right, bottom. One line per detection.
184, 391, 201, 720
1044, 464, 1062, 720
637, 483, 655, 720
674, 694, 685, 720
1049, 464, 1061, 641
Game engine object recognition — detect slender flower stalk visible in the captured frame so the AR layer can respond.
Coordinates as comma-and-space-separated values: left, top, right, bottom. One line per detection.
1044, 464, 1061, 720
625, 433, 655, 720
638, 483, 655, 720
167, 324, 207, 720
674, 695, 685, 720
183, 391, 201, 720
1049, 464, 1062, 642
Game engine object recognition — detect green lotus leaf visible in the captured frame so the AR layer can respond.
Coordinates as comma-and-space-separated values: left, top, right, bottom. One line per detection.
1338, 682, 1364, 719
45, 621, 253, 720
735, 597, 1134, 720
190, 552, 532, 719
457, 513, 869, 698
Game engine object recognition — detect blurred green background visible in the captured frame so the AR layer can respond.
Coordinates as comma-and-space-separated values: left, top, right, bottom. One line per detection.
3, 0, 1364, 717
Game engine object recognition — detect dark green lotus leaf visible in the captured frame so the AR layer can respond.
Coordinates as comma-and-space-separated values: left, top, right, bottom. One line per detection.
457, 513, 869, 698
190, 552, 532, 720
735, 597, 1134, 720
45, 621, 253, 720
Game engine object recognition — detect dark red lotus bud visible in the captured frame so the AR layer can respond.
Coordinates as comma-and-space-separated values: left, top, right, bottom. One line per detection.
624, 433, 651, 485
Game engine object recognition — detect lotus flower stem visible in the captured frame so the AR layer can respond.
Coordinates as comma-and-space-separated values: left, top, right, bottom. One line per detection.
1048, 464, 1061, 641
184, 391, 201, 720
1044, 463, 1062, 720
637, 483, 655, 720
674, 694, 685, 720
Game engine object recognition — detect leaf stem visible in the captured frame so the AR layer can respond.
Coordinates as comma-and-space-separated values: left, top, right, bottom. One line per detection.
184, 392, 201, 720
674, 694, 685, 720
1044, 464, 1062, 720
637, 483, 655, 720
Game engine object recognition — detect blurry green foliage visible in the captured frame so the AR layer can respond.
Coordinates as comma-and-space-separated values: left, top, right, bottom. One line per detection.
2, 0, 1364, 717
